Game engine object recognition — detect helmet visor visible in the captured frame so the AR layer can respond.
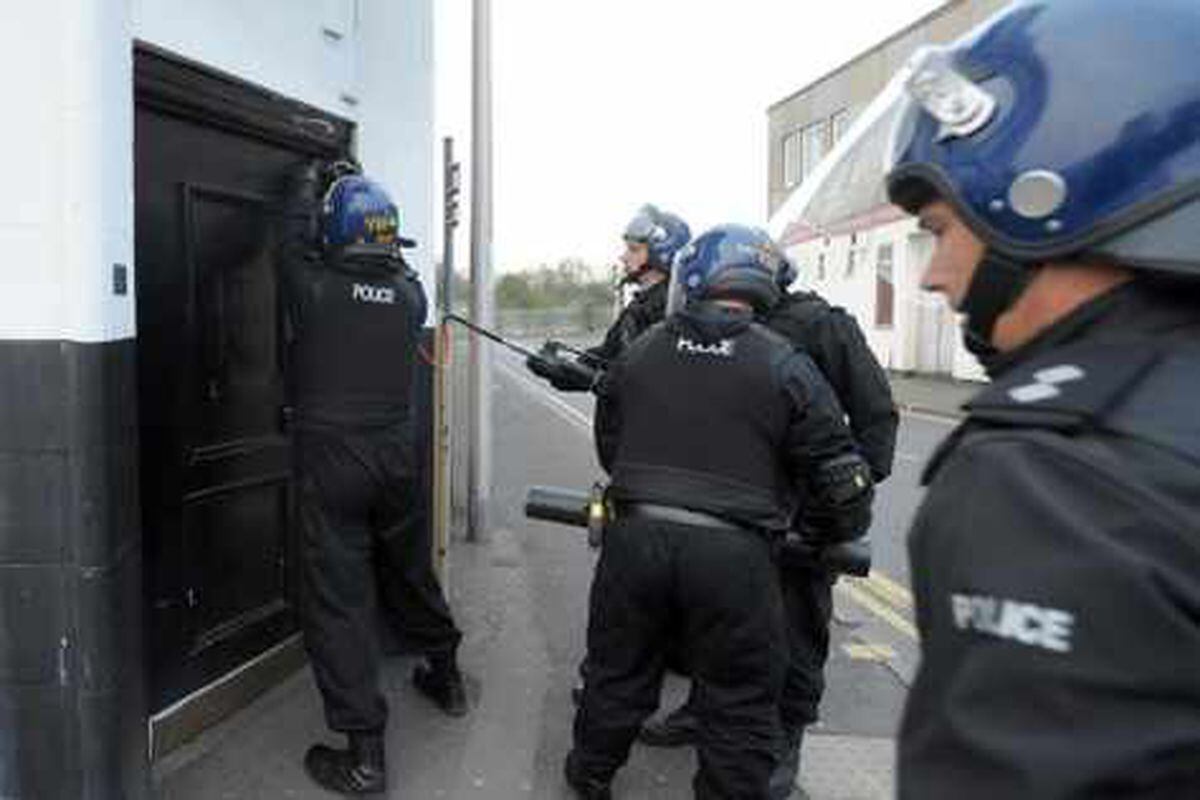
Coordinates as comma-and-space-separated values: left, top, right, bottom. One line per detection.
624, 206, 665, 244
665, 242, 694, 317
768, 44, 1002, 241
768, 75, 914, 242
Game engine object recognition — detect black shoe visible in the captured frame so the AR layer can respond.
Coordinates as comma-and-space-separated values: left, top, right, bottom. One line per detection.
412, 662, 469, 717
767, 726, 805, 800
564, 752, 613, 800
304, 732, 387, 795
637, 703, 699, 747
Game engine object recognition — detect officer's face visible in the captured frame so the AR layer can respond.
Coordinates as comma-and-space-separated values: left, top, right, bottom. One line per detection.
917, 201, 985, 311
621, 241, 650, 277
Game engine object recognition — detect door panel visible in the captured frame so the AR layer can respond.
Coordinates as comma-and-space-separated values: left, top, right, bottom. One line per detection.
135, 101, 341, 709
181, 184, 291, 659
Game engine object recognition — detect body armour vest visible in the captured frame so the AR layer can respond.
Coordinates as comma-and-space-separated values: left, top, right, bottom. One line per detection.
609, 318, 794, 530
289, 262, 425, 427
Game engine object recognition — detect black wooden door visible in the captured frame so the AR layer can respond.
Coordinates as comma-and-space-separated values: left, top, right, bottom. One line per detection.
134, 47, 352, 709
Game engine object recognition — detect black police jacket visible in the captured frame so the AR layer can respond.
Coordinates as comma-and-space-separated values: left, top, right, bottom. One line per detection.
582, 278, 668, 369
594, 304, 872, 538
281, 247, 427, 429
766, 291, 898, 481
899, 282, 1200, 798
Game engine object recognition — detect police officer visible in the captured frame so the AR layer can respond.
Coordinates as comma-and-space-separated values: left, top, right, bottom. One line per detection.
767, 276, 898, 483
526, 204, 690, 390
281, 165, 468, 795
566, 224, 874, 799
642, 263, 898, 797
792, 1, 1200, 795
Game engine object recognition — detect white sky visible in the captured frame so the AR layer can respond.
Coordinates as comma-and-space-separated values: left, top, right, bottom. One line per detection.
435, 0, 944, 275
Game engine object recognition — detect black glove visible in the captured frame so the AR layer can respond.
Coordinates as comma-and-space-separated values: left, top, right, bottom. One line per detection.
526, 352, 559, 382
803, 454, 874, 545
282, 160, 326, 253
777, 530, 872, 577
551, 359, 599, 391
525, 349, 597, 392
577, 349, 606, 371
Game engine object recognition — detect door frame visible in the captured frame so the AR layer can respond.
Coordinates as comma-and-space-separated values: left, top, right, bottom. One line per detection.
133, 42, 353, 759
134, 42, 354, 158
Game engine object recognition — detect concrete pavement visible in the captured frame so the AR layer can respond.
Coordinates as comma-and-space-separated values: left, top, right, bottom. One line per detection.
886, 372, 980, 420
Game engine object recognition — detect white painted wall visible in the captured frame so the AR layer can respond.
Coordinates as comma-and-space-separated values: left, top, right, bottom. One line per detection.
0, 0, 134, 342
0, 1, 436, 341
356, 0, 435, 303
785, 218, 987, 382
132, 0, 362, 117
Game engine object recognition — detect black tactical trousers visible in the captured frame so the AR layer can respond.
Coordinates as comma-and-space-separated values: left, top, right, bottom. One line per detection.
778, 566, 835, 732
572, 517, 786, 799
296, 423, 462, 733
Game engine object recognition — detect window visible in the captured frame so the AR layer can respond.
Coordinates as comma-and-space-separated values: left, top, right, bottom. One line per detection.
783, 130, 803, 188
802, 120, 828, 182
784, 118, 836, 188
846, 245, 861, 279
875, 243, 895, 327
830, 109, 852, 147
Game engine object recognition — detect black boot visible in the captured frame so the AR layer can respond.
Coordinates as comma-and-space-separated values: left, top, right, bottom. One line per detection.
767, 726, 806, 799
637, 701, 700, 747
304, 731, 387, 795
564, 751, 613, 800
413, 650, 469, 717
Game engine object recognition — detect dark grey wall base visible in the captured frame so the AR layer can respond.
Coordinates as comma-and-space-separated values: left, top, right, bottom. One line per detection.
0, 339, 146, 800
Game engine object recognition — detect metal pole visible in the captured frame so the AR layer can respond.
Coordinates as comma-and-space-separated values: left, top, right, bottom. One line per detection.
432, 137, 459, 579
467, 0, 493, 542
442, 137, 459, 316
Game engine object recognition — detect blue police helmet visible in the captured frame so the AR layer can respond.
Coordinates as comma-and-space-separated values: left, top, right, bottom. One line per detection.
323, 175, 416, 251
668, 224, 788, 314
886, 0, 1200, 276
624, 205, 691, 270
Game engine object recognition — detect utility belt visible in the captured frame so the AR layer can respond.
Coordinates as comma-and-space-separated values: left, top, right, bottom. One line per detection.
611, 501, 764, 538
524, 484, 870, 576
525, 484, 766, 548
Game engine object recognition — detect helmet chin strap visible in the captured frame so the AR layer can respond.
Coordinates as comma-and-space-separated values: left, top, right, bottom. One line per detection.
620, 261, 667, 286
619, 266, 646, 286
958, 249, 1037, 367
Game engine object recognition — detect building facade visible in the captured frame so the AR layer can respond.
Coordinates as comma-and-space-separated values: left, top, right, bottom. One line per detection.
0, 2, 436, 796
767, 0, 1009, 380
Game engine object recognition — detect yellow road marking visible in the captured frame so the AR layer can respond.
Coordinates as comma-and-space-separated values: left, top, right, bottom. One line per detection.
838, 580, 919, 641
843, 642, 896, 662
862, 570, 914, 611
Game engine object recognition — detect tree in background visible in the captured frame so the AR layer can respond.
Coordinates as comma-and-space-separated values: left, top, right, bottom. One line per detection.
495, 258, 616, 336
